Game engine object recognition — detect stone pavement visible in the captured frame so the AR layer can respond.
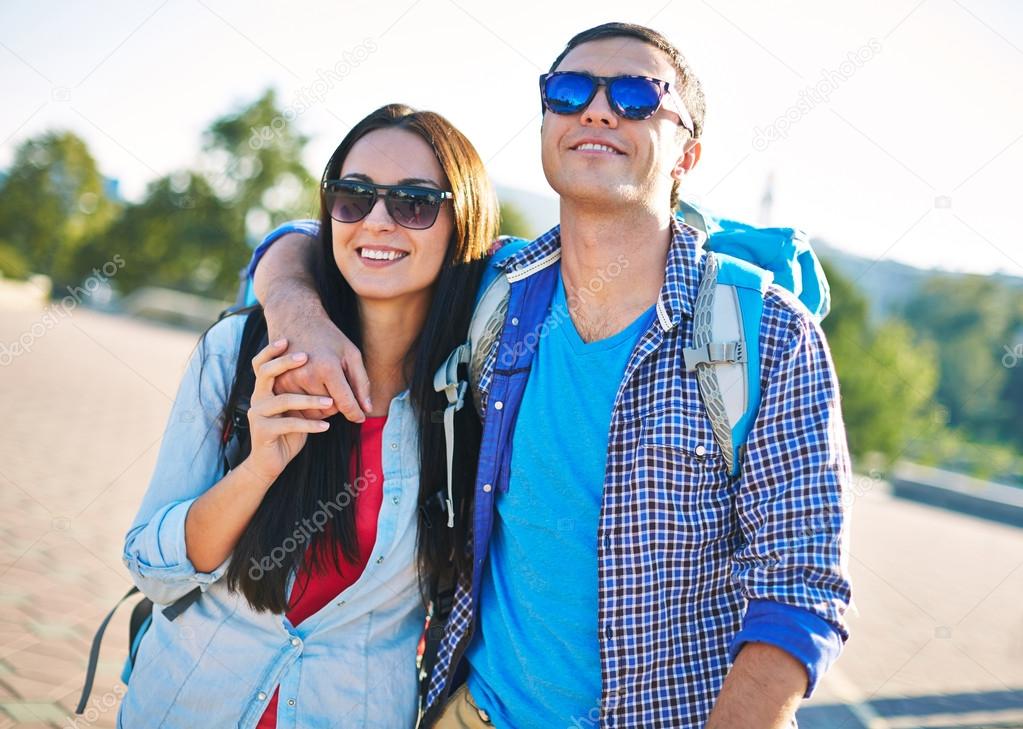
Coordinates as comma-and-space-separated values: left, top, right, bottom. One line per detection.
0, 307, 1021, 729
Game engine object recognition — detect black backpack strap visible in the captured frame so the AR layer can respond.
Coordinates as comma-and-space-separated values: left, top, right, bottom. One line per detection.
76, 585, 205, 714
419, 564, 457, 710
76, 586, 139, 714
220, 309, 268, 474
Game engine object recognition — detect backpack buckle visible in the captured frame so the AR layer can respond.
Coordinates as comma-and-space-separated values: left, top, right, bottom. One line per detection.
682, 340, 745, 370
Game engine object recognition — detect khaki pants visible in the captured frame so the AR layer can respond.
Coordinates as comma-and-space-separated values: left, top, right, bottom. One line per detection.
432, 684, 494, 728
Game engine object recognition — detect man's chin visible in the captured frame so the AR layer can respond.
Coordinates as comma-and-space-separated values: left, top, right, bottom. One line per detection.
555, 180, 634, 209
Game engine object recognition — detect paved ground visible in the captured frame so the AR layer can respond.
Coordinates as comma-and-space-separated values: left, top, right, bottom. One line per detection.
0, 306, 1021, 729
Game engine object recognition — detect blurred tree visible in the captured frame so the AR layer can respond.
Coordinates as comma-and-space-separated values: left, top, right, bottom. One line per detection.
821, 260, 939, 463
0, 131, 118, 284
499, 201, 533, 239
902, 275, 1013, 441
74, 172, 242, 298
200, 89, 317, 241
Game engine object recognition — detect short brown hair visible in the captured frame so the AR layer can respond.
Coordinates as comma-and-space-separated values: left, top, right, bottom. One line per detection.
548, 22, 706, 208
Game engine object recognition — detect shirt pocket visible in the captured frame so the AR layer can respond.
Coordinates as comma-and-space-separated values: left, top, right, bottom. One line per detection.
637, 407, 738, 547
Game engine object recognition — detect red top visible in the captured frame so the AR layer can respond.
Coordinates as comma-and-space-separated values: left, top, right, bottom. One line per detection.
256, 416, 387, 729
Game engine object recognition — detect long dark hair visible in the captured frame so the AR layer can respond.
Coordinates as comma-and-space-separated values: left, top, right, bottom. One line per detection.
204, 104, 497, 613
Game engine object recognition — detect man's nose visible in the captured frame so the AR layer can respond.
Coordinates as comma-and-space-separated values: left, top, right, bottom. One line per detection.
581, 86, 618, 128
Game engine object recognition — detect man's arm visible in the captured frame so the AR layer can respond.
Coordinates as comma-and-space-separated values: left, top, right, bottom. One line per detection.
249, 227, 371, 421
711, 290, 854, 726
705, 643, 805, 728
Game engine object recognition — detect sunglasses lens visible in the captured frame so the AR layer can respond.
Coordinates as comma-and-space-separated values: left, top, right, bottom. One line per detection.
609, 77, 662, 119
387, 187, 443, 230
325, 182, 375, 222
544, 73, 596, 114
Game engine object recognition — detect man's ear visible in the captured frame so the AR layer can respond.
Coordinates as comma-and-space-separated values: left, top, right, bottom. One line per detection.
671, 138, 702, 181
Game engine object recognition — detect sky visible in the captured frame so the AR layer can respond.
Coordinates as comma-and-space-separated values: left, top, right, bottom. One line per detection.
2, 0, 1022, 276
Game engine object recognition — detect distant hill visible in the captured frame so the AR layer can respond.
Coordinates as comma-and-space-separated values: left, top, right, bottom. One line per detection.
813, 238, 1023, 321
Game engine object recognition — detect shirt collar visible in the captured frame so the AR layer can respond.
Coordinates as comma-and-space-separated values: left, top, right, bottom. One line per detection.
497, 216, 706, 330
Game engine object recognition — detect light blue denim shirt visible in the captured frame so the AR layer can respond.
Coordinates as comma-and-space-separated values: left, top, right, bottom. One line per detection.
119, 313, 425, 729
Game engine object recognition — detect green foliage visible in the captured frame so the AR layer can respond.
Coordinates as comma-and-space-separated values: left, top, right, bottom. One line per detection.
200, 89, 318, 234
0, 131, 118, 284
821, 260, 940, 464
0, 242, 30, 280
73, 173, 243, 296
901, 275, 1022, 444
499, 201, 534, 239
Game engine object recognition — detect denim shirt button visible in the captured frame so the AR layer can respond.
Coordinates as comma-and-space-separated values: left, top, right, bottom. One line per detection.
290, 637, 301, 647
391, 495, 400, 505
287, 698, 296, 707
257, 692, 267, 701
493, 401, 504, 410
510, 317, 519, 326
483, 483, 493, 493
376, 556, 385, 564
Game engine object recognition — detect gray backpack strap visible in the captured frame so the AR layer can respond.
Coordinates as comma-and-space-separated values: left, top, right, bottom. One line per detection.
684, 253, 747, 473
433, 272, 510, 527
683, 252, 773, 476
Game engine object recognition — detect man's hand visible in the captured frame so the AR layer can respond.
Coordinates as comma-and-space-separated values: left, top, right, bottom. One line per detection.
704, 642, 806, 729
253, 231, 372, 422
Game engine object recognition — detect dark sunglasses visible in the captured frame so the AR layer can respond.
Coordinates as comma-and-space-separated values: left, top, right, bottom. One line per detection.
539, 71, 694, 134
321, 179, 453, 230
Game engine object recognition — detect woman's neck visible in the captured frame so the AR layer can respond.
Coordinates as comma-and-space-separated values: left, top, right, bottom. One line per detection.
357, 292, 430, 417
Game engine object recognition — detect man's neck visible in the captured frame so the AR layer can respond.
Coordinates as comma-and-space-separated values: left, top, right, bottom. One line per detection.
558, 199, 673, 343
357, 293, 429, 416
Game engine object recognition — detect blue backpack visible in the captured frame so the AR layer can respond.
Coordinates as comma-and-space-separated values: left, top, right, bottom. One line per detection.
675, 200, 830, 476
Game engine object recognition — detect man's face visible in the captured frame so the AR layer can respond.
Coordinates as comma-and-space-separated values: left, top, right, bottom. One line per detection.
540, 37, 695, 211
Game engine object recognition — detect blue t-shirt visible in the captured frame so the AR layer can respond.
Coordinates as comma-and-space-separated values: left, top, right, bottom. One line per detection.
465, 266, 656, 727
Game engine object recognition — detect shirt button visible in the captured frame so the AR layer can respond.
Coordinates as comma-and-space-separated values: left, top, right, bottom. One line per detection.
290, 637, 301, 647
287, 698, 296, 707
483, 483, 492, 493
376, 556, 385, 564
695, 444, 707, 456
605, 625, 613, 640
511, 317, 519, 326
390, 442, 399, 450
336, 599, 345, 606
392, 495, 400, 505
257, 692, 267, 701
493, 401, 503, 410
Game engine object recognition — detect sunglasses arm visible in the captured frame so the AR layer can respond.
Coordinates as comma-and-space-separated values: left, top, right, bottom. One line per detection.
664, 86, 695, 135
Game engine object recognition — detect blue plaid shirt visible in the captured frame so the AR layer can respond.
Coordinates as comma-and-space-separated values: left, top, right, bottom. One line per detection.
422, 219, 853, 728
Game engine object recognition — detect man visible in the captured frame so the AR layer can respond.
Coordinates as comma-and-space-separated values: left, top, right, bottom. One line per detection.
249, 23, 852, 729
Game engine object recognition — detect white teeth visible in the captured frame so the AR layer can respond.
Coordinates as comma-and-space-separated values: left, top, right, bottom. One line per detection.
575, 143, 619, 153
360, 248, 408, 261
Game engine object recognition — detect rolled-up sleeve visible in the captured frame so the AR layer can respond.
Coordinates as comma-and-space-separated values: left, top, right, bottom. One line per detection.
730, 291, 853, 694
122, 315, 245, 605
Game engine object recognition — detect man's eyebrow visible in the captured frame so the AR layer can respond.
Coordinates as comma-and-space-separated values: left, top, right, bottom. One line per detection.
340, 173, 372, 182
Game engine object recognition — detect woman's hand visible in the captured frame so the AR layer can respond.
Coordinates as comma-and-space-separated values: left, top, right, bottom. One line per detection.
241, 338, 335, 485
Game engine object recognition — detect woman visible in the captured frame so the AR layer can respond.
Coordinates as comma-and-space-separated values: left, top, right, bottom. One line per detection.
118, 103, 499, 728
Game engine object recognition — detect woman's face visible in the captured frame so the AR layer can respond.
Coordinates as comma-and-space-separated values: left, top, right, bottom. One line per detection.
331, 127, 453, 304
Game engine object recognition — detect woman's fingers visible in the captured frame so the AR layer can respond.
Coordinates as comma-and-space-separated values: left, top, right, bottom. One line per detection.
253, 349, 309, 397
253, 393, 334, 417
251, 338, 288, 371
255, 416, 330, 438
